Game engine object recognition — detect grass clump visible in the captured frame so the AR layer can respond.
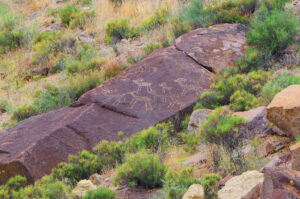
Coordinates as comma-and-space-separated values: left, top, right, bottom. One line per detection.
83, 187, 116, 199
104, 18, 138, 44
11, 105, 39, 122
52, 150, 102, 186
114, 152, 167, 188
141, 42, 161, 55
0, 99, 9, 113
139, 8, 169, 32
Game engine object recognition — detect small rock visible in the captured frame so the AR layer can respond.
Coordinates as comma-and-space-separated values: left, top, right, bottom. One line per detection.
83, 7, 91, 11
188, 109, 213, 132
182, 151, 208, 167
218, 170, 264, 199
56, 0, 66, 3
72, 180, 96, 198
290, 142, 300, 171
183, 184, 205, 199
89, 173, 102, 186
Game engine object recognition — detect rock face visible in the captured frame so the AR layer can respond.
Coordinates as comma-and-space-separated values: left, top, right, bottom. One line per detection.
290, 142, 300, 171
234, 106, 270, 139
218, 170, 264, 199
267, 85, 300, 138
183, 184, 205, 199
0, 24, 246, 184
261, 167, 300, 199
72, 180, 96, 198
188, 109, 213, 132
175, 23, 246, 72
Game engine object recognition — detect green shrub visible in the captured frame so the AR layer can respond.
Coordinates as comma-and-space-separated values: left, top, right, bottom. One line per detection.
126, 122, 172, 153
30, 31, 66, 66
163, 168, 201, 199
141, 42, 161, 55
11, 105, 39, 122
180, 0, 213, 28
202, 174, 221, 199
200, 107, 245, 152
86, 57, 106, 71
201, 68, 270, 108
171, 18, 190, 38
247, 4, 299, 57
69, 10, 95, 29
18, 176, 71, 199
84, 187, 116, 199
66, 60, 81, 74
33, 84, 72, 113
52, 150, 102, 185
261, 72, 300, 103
104, 18, 138, 44
207, 0, 257, 24
115, 152, 166, 188
0, 99, 9, 113
93, 141, 126, 170
296, 136, 300, 143
139, 8, 169, 32
229, 89, 259, 111
5, 176, 27, 192
60, 5, 80, 27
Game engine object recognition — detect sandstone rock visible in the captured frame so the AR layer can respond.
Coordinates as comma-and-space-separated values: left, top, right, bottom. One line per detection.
183, 184, 205, 199
20, 67, 50, 80
218, 170, 264, 199
267, 85, 300, 138
188, 109, 213, 132
175, 23, 246, 72
290, 142, 300, 171
255, 135, 289, 157
72, 180, 96, 198
182, 151, 208, 167
0, 24, 246, 183
261, 167, 300, 199
89, 173, 102, 186
241, 183, 262, 199
234, 106, 270, 139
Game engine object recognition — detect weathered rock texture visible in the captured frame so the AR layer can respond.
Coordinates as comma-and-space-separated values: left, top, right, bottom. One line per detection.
261, 167, 300, 199
0, 24, 246, 184
234, 106, 270, 139
267, 85, 300, 138
175, 23, 246, 72
290, 142, 300, 171
72, 180, 96, 198
188, 109, 213, 132
183, 184, 205, 199
218, 170, 264, 199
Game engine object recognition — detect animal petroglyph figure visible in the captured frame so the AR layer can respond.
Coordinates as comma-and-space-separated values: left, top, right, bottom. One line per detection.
133, 78, 153, 93
130, 92, 153, 111
159, 82, 173, 94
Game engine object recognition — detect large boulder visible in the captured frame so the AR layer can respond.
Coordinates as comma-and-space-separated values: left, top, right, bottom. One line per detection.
290, 142, 300, 171
234, 106, 270, 139
218, 170, 264, 199
0, 24, 246, 184
183, 184, 205, 199
261, 167, 300, 199
188, 109, 213, 132
267, 85, 300, 138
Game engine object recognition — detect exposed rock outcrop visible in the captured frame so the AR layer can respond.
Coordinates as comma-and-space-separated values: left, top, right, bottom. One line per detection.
261, 167, 300, 199
0, 24, 246, 184
267, 85, 300, 138
183, 184, 205, 199
188, 109, 213, 132
218, 170, 264, 199
290, 142, 300, 171
72, 180, 96, 198
234, 106, 270, 139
